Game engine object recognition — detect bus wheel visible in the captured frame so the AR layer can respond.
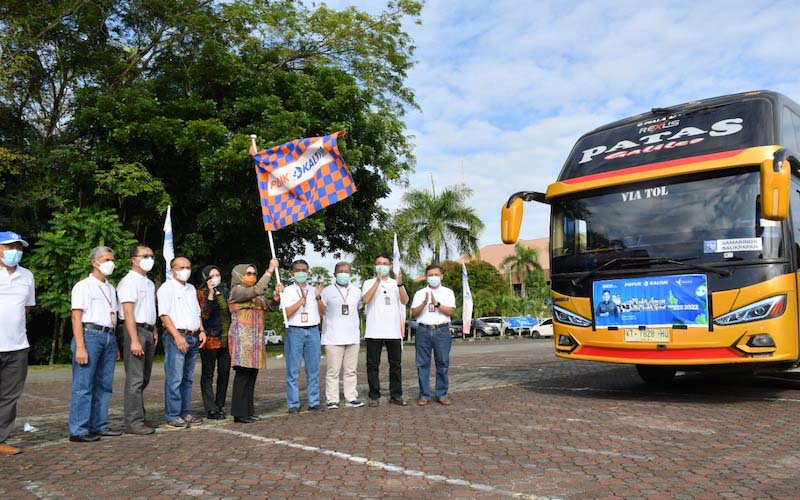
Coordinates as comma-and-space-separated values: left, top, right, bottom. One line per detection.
636, 365, 676, 386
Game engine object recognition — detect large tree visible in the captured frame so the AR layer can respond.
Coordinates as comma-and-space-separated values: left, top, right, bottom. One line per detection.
500, 242, 543, 299
0, 0, 422, 363
395, 184, 484, 265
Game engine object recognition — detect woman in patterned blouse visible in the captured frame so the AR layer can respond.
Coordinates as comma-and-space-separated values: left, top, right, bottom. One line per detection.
228, 259, 281, 423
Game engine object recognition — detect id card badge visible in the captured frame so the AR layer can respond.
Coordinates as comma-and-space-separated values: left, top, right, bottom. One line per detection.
301, 312, 309, 323
428, 303, 435, 312
342, 304, 349, 315
110, 311, 117, 327
384, 296, 391, 306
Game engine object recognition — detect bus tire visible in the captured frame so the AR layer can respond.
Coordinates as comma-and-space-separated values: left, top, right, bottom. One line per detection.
636, 365, 676, 386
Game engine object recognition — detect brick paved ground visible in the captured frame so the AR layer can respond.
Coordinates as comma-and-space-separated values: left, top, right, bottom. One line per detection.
3, 338, 800, 498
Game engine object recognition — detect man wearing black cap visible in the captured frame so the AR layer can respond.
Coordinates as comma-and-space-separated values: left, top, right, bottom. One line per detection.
0, 231, 35, 456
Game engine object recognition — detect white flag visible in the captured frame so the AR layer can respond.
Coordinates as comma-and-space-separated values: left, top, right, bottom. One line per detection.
462, 262, 473, 335
393, 233, 407, 335
163, 205, 175, 281
392, 232, 401, 276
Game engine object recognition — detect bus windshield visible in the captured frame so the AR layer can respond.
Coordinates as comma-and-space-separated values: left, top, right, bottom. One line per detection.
551, 171, 784, 275
559, 99, 774, 180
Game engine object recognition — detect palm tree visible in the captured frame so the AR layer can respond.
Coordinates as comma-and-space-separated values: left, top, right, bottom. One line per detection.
395, 183, 484, 264
500, 242, 543, 298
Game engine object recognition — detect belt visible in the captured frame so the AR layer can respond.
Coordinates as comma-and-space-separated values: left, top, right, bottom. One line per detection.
136, 322, 155, 330
287, 325, 318, 330
419, 323, 450, 329
177, 329, 200, 336
84, 323, 116, 334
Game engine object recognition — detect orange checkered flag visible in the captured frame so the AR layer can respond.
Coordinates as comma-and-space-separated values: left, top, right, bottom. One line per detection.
249, 131, 357, 231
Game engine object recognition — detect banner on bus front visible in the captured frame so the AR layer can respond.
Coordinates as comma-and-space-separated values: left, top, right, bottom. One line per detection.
592, 274, 709, 328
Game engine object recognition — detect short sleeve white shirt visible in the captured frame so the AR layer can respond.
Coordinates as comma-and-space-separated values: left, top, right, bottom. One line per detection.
362, 277, 404, 339
412, 286, 456, 325
0, 265, 35, 352
282, 283, 321, 326
71, 274, 119, 328
157, 279, 201, 331
117, 270, 157, 325
320, 283, 362, 345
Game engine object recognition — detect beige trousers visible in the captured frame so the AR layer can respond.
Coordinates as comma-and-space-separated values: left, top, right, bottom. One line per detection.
325, 344, 360, 403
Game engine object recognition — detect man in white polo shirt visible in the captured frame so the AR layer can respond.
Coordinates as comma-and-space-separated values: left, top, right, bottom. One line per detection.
362, 253, 409, 407
117, 243, 158, 435
158, 256, 206, 428
318, 261, 363, 410
282, 259, 324, 413
411, 263, 456, 406
0, 231, 35, 456
69, 246, 122, 442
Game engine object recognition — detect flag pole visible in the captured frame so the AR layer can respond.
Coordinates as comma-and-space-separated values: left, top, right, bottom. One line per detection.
251, 134, 289, 328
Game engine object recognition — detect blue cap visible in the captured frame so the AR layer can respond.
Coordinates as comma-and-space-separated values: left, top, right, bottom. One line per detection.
0, 231, 29, 247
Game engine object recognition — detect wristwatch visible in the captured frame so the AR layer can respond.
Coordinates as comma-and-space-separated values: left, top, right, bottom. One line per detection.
315, 296, 322, 301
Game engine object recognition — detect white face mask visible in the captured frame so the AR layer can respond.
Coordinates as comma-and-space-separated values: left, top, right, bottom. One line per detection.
211, 276, 221, 287
175, 269, 191, 282
98, 260, 116, 276
139, 257, 155, 272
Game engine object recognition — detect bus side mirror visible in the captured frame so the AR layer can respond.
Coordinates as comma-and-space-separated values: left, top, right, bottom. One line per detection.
761, 149, 795, 221
501, 197, 524, 244
501, 191, 547, 244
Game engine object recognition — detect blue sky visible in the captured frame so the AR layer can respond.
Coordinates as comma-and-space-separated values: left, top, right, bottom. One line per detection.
310, 0, 800, 269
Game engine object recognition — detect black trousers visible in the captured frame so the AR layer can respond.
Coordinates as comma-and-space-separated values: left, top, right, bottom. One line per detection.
200, 346, 231, 414
231, 367, 258, 418
365, 338, 403, 400
0, 348, 28, 444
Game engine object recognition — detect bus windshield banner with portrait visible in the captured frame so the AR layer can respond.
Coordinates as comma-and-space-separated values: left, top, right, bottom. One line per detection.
592, 274, 709, 328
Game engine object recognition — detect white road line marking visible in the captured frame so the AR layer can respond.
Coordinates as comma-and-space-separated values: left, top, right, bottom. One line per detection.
208, 427, 541, 499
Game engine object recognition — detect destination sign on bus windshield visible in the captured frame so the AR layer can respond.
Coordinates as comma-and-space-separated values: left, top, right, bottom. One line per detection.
560, 99, 773, 180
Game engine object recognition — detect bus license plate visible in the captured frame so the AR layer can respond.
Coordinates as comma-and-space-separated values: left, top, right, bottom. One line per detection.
624, 328, 670, 343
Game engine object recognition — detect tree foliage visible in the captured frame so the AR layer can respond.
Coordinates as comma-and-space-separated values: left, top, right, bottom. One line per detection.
0, 0, 422, 363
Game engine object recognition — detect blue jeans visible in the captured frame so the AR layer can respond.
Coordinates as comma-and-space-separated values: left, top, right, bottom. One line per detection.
163, 333, 199, 421
415, 325, 452, 400
68, 329, 118, 436
284, 326, 321, 409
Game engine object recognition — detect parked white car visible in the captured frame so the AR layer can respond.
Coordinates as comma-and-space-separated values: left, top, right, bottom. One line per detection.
529, 318, 553, 339
264, 329, 283, 345
477, 316, 507, 336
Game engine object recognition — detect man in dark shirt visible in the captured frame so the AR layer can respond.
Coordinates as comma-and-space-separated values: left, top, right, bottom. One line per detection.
595, 290, 619, 320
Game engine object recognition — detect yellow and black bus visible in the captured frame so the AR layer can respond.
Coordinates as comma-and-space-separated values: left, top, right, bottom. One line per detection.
502, 90, 800, 384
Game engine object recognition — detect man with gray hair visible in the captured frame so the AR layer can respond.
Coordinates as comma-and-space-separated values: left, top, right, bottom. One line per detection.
317, 261, 363, 409
68, 246, 122, 442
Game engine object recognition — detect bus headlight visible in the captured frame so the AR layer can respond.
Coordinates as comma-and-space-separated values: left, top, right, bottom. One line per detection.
553, 305, 592, 327
713, 295, 787, 326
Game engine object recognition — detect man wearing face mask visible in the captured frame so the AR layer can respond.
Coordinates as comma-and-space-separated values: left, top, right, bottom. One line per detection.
69, 246, 122, 442
157, 257, 206, 428
281, 259, 324, 413
362, 254, 409, 407
0, 231, 35, 455
411, 263, 456, 406
318, 262, 364, 409
116, 243, 158, 435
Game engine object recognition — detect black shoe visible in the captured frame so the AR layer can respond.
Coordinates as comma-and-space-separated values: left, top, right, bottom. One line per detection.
307, 405, 324, 412
207, 411, 223, 420
390, 398, 408, 406
218, 408, 227, 419
234, 416, 255, 423
91, 428, 122, 437
287, 407, 300, 414
69, 434, 101, 443
249, 415, 262, 421
368, 399, 380, 407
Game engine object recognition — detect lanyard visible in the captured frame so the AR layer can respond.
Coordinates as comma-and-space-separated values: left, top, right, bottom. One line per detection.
97, 284, 114, 309
335, 284, 351, 303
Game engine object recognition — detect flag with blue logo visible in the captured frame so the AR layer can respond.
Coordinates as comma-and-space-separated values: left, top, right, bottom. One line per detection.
163, 205, 174, 281
462, 262, 473, 335
250, 131, 357, 231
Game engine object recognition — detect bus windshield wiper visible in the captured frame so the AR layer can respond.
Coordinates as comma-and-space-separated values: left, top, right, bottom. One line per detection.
571, 257, 730, 285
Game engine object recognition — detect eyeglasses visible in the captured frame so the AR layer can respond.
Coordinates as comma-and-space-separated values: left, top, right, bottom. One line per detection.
244, 272, 257, 276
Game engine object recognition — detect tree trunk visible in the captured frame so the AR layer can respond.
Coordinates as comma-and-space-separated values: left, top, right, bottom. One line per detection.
49, 316, 67, 366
